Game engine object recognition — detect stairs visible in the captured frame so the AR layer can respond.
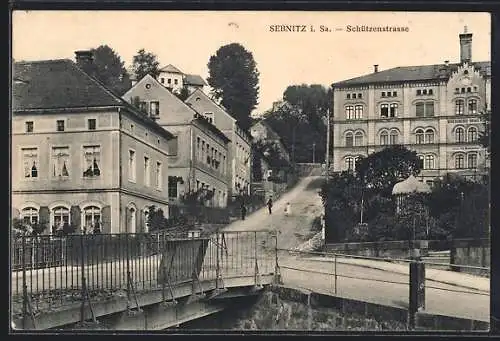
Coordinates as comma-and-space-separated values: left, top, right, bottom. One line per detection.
421, 250, 451, 270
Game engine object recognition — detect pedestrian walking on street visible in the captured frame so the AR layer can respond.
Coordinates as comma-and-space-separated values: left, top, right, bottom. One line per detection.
284, 202, 292, 216
241, 203, 247, 220
267, 197, 273, 215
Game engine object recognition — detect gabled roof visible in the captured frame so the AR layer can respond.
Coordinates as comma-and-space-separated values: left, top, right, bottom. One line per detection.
13, 59, 123, 110
332, 61, 491, 88
192, 115, 231, 144
13, 59, 174, 140
252, 119, 281, 140
184, 74, 207, 86
160, 64, 183, 74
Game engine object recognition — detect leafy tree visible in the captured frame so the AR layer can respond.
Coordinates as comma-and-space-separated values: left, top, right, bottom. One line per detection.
132, 49, 161, 80
207, 43, 260, 130
12, 218, 48, 237
356, 145, 422, 197
175, 86, 190, 101
79, 45, 131, 96
478, 108, 491, 154
146, 205, 167, 231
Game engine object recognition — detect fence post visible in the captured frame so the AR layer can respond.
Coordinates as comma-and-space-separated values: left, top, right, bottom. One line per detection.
126, 233, 131, 310
21, 235, 27, 329
80, 234, 86, 323
408, 260, 425, 330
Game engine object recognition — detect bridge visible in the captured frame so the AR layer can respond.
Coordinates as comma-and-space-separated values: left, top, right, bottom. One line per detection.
11, 231, 278, 330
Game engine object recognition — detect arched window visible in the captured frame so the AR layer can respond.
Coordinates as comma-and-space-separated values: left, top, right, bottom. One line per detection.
467, 127, 478, 142
389, 103, 398, 117
425, 129, 435, 144
354, 105, 363, 119
468, 99, 478, 114
380, 131, 389, 145
415, 129, 425, 144
128, 206, 137, 233
389, 130, 399, 145
22, 207, 38, 225
345, 106, 354, 120
455, 154, 465, 169
52, 206, 70, 231
380, 104, 389, 118
83, 206, 101, 232
468, 153, 478, 169
424, 155, 435, 170
455, 127, 465, 143
345, 132, 354, 147
354, 131, 364, 146
345, 157, 355, 171
455, 99, 465, 115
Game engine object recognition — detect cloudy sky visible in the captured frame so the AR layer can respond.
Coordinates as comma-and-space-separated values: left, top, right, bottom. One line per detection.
12, 11, 490, 115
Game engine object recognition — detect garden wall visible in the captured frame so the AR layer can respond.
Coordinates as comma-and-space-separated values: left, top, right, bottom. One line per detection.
450, 238, 490, 276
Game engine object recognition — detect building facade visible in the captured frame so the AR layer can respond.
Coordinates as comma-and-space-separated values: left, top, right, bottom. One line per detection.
185, 89, 253, 197
12, 56, 174, 234
157, 64, 207, 94
331, 28, 490, 183
122, 74, 230, 207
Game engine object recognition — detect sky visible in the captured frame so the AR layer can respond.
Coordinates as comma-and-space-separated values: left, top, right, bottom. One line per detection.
12, 11, 491, 115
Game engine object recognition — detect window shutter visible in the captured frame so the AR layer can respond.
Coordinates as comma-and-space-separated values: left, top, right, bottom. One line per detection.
70, 206, 81, 231
39, 206, 50, 234
101, 206, 111, 233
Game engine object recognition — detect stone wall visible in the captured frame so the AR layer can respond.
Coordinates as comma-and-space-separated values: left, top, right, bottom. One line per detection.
450, 238, 490, 276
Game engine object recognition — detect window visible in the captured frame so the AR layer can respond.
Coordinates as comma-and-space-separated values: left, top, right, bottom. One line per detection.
156, 162, 162, 189
168, 176, 178, 199
417, 90, 422, 96
380, 131, 389, 145
174, 79, 178, 85
206, 143, 210, 164
418, 155, 424, 169
461, 88, 465, 93
128, 150, 136, 181
387, 92, 392, 97
468, 99, 478, 114
358, 93, 362, 99
389, 130, 399, 145
425, 129, 434, 144
467, 87, 471, 93
455, 99, 465, 115
203, 112, 214, 124
25, 121, 33, 133
415, 129, 425, 144
160, 78, 165, 84
56, 120, 65, 132
197, 137, 201, 159
52, 147, 70, 177
423, 89, 427, 95
22, 207, 38, 225
416, 102, 425, 117
347, 94, 351, 99
354, 105, 363, 119
380, 104, 389, 118
468, 153, 478, 169
354, 131, 363, 146
455, 88, 459, 94
22, 147, 38, 178
425, 102, 434, 116
139, 102, 147, 112
150, 101, 160, 117
468, 127, 478, 142
88, 119, 96, 130
393, 91, 397, 97
424, 155, 435, 170
473, 86, 478, 92
52, 206, 70, 232
345, 106, 354, 119
389, 103, 398, 117
345, 132, 354, 147
428, 89, 433, 95
381, 92, 386, 97
130, 124, 135, 132
83, 145, 101, 177
455, 154, 465, 169
455, 127, 465, 143
144, 156, 150, 186
83, 206, 101, 231
168, 79, 172, 84
345, 157, 355, 171
352, 94, 357, 99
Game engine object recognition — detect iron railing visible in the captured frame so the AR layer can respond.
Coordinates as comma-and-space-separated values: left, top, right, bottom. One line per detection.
11, 230, 276, 328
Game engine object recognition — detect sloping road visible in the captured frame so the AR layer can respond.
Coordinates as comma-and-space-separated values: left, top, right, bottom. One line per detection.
222, 176, 490, 322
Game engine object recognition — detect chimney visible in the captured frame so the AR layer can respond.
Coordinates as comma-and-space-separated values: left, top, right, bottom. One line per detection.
444, 60, 449, 66
459, 25, 473, 64
75, 50, 95, 76
374, 64, 379, 73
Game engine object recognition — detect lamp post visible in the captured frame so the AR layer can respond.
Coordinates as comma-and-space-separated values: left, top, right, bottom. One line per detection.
312, 143, 316, 164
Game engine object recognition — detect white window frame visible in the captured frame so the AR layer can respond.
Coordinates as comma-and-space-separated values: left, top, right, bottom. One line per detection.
50, 145, 71, 179
144, 155, 151, 186
56, 118, 67, 132
82, 145, 101, 178
128, 149, 137, 183
20, 146, 39, 181
49, 202, 71, 234
87, 117, 98, 131
156, 161, 162, 190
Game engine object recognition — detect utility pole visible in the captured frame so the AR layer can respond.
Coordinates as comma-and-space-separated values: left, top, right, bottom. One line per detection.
312, 143, 316, 164
325, 109, 330, 182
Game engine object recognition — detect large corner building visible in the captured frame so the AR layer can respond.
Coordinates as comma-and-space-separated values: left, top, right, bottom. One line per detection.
330, 27, 491, 184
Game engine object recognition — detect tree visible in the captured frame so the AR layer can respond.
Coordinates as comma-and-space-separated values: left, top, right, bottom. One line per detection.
478, 108, 491, 154
207, 43, 260, 130
132, 49, 161, 80
356, 145, 422, 197
146, 205, 167, 231
174, 86, 190, 101
283, 84, 332, 131
80, 45, 131, 96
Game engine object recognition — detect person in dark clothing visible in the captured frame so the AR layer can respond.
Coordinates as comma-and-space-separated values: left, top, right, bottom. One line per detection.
241, 204, 247, 220
267, 198, 273, 215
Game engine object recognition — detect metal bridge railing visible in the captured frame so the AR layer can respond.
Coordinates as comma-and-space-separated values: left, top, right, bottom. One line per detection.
10, 230, 276, 329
